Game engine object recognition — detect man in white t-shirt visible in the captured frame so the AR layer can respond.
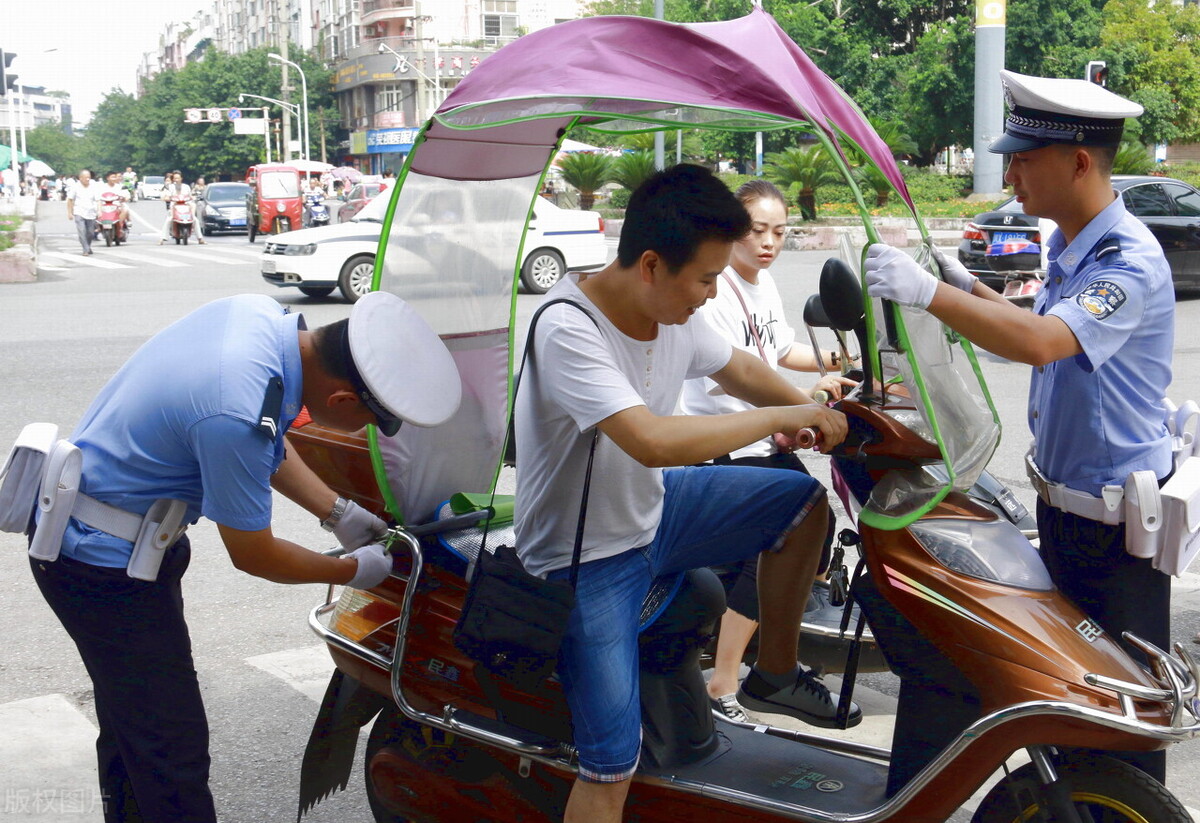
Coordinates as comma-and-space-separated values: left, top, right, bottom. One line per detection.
515, 165, 852, 823
65, 169, 103, 255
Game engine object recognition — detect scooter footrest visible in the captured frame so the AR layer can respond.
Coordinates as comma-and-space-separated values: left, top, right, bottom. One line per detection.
445, 707, 567, 757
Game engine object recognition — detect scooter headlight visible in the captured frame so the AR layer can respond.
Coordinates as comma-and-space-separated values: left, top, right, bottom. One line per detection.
908, 518, 1053, 590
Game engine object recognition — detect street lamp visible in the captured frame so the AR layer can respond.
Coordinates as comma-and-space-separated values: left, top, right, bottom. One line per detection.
239, 93, 301, 164
378, 40, 441, 124
268, 53, 308, 162
15, 49, 57, 157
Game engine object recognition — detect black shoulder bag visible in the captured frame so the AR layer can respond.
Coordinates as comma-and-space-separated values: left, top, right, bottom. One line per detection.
452, 298, 601, 690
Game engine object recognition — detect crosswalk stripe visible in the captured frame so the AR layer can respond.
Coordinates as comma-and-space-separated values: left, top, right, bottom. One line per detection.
0, 695, 104, 822
201, 245, 265, 260
151, 246, 260, 265
37, 251, 129, 270
96, 249, 189, 268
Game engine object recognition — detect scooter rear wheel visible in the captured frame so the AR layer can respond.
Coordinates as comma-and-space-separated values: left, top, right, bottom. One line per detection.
972, 753, 1189, 823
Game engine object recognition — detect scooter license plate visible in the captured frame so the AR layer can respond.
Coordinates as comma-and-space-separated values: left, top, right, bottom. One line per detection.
262, 260, 276, 274
230, 218, 246, 226
993, 230, 1029, 244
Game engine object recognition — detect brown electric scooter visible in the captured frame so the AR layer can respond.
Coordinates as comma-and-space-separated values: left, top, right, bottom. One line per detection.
294, 259, 1199, 823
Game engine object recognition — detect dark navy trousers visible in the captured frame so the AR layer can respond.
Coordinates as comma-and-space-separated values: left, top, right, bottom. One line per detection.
30, 536, 218, 822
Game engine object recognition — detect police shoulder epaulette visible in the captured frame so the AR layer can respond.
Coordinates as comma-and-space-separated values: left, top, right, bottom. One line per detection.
1095, 236, 1122, 259
257, 376, 284, 439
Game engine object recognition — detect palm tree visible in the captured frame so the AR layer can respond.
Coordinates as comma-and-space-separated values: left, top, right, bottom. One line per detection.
611, 150, 657, 194
844, 118, 918, 207
1113, 139, 1153, 175
765, 144, 841, 220
556, 152, 615, 210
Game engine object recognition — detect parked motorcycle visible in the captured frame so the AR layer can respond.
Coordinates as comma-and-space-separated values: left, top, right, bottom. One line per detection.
303, 191, 330, 228
986, 239, 1044, 309
292, 256, 1199, 823
96, 192, 128, 247
168, 195, 195, 245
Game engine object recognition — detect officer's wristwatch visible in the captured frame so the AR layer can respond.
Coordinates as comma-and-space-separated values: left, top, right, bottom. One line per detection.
320, 497, 349, 532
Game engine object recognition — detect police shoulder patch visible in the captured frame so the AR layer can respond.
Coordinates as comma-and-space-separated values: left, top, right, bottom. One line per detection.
257, 376, 284, 439
1076, 280, 1127, 320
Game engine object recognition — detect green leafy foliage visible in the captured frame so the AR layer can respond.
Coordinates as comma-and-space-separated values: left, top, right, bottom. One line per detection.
27, 46, 342, 180
765, 144, 842, 220
555, 152, 616, 210
610, 150, 657, 193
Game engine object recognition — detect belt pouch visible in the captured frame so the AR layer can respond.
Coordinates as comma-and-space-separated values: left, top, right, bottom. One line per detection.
27, 440, 82, 562
1, 423, 59, 533
1123, 470, 1162, 559
127, 499, 187, 582
1155, 458, 1200, 576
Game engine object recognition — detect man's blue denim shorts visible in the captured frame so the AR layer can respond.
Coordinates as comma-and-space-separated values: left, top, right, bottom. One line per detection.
546, 463, 824, 782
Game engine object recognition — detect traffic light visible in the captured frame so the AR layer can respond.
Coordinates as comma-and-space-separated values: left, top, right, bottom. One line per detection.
1086, 60, 1108, 87
0, 49, 16, 96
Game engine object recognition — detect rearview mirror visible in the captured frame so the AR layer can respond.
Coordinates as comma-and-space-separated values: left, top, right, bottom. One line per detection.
819, 258, 865, 332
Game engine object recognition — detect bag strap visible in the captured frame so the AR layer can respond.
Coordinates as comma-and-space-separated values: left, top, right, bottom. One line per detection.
514, 297, 602, 590
719, 269, 770, 366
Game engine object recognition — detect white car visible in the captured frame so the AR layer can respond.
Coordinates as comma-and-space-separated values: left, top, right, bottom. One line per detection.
138, 175, 166, 201
260, 192, 607, 302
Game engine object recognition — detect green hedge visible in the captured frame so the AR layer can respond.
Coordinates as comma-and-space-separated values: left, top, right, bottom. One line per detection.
0, 214, 21, 253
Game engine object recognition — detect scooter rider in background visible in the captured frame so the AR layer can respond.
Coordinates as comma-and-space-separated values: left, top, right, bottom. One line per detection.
864, 70, 1174, 783
159, 169, 206, 245
100, 170, 131, 228
27, 292, 415, 822
121, 166, 137, 200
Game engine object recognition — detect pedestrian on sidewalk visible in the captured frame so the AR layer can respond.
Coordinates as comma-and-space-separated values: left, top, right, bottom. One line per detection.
66, 170, 102, 256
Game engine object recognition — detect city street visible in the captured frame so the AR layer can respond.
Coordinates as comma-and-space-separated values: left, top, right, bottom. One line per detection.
2, 200, 1200, 821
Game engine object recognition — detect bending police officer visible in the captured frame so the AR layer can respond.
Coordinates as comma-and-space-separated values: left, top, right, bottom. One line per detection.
28, 292, 428, 821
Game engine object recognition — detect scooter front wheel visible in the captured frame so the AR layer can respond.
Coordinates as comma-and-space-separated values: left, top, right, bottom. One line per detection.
972, 753, 1189, 823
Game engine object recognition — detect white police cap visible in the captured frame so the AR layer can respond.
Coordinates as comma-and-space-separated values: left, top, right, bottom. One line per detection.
989, 69, 1143, 154
346, 291, 462, 436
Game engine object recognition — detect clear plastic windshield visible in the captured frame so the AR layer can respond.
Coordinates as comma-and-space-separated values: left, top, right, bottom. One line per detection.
852, 241, 1001, 529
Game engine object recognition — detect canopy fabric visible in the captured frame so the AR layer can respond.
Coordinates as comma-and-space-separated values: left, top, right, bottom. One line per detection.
26, 159, 55, 177
0, 145, 34, 166
422, 8, 911, 209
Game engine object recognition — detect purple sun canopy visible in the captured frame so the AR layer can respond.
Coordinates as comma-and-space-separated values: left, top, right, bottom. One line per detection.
412, 7, 911, 210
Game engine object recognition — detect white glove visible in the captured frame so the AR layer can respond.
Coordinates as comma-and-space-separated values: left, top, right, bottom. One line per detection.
333, 500, 388, 550
864, 243, 938, 310
931, 245, 976, 293
345, 543, 392, 589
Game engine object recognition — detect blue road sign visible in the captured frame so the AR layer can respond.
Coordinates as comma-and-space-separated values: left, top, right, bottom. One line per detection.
228, 107, 242, 120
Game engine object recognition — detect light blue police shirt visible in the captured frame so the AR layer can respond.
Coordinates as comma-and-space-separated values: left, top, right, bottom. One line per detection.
62, 295, 305, 567
1030, 194, 1174, 497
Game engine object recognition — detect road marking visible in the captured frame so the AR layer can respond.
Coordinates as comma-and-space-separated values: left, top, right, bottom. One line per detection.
151, 245, 259, 265
0, 695, 104, 822
96, 249, 189, 268
36, 251, 129, 269
245, 644, 335, 703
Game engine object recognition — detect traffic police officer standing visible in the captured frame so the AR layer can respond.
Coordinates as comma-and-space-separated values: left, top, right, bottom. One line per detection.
864, 71, 1174, 782
28, 291, 455, 821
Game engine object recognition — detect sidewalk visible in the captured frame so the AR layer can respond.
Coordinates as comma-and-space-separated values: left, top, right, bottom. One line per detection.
0, 195, 38, 284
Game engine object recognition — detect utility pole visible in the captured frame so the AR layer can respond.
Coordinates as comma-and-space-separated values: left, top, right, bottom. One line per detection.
413, 3, 427, 126
972, 0, 1006, 196
653, 0, 665, 170
275, 0, 293, 162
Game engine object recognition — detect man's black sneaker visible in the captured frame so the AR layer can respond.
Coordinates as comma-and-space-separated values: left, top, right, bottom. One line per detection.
737, 667, 862, 728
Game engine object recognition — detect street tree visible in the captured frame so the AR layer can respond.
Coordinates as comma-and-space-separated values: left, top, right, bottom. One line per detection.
1099, 0, 1200, 146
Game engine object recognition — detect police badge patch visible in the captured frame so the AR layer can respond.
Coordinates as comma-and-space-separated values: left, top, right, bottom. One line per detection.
1076, 280, 1126, 320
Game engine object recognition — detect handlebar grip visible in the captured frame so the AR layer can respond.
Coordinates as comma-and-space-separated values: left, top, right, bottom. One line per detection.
813, 390, 830, 405
794, 427, 818, 450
